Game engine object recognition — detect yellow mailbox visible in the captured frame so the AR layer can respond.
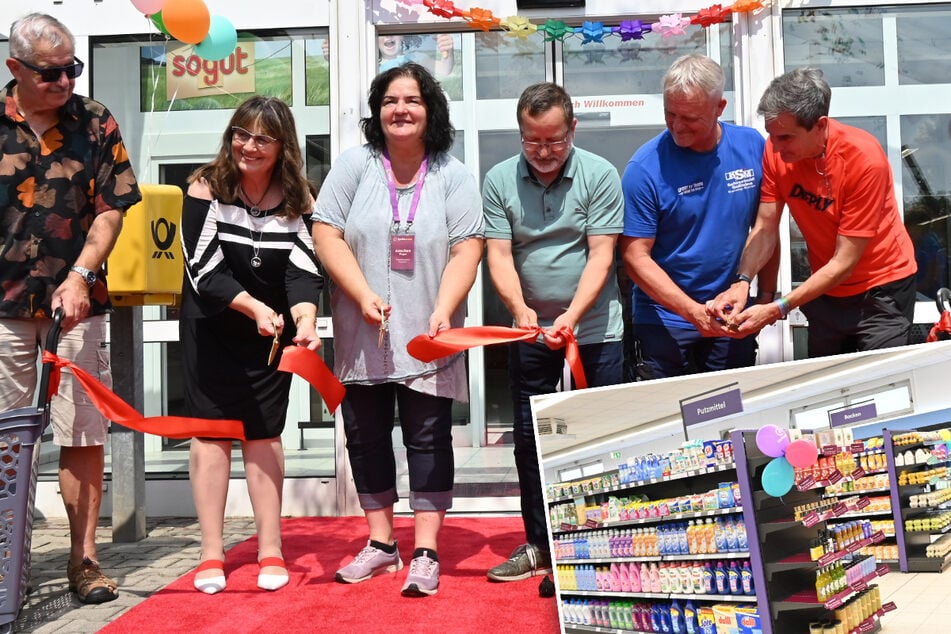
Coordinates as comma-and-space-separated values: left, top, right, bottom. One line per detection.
108, 184, 184, 306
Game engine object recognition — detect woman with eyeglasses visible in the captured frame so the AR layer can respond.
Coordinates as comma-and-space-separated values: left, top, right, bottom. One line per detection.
179, 96, 323, 594
312, 63, 483, 597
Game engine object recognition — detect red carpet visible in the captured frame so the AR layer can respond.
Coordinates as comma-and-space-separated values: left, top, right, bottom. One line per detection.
101, 516, 560, 633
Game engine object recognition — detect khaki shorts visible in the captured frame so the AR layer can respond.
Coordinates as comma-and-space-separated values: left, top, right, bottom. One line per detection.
0, 315, 111, 447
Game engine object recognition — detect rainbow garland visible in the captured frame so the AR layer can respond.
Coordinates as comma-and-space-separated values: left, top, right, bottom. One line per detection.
395, 0, 767, 41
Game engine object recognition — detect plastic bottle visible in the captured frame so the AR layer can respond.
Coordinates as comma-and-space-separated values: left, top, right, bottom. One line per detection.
639, 562, 650, 592
727, 561, 740, 595
684, 600, 698, 634
736, 516, 748, 551
704, 518, 716, 554
692, 561, 704, 594
649, 562, 661, 593
714, 561, 727, 594
714, 518, 726, 553
702, 561, 714, 594
724, 517, 738, 553
630, 561, 642, 593
659, 562, 671, 593
619, 562, 632, 593
741, 560, 755, 596
670, 599, 684, 633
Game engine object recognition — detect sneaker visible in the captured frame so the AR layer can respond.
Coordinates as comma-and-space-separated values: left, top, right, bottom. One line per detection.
67, 558, 119, 604
487, 544, 552, 582
335, 541, 403, 583
401, 552, 439, 597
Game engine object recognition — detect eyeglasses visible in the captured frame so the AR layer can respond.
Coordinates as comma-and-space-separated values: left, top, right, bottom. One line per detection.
520, 136, 571, 153
231, 126, 279, 148
15, 56, 84, 83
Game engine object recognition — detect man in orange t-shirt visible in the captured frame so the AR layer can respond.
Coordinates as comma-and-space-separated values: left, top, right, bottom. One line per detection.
709, 68, 917, 357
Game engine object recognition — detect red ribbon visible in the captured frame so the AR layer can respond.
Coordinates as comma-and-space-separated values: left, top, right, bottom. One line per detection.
277, 346, 346, 413
42, 350, 247, 439
927, 311, 951, 342
40, 346, 347, 440
407, 325, 587, 389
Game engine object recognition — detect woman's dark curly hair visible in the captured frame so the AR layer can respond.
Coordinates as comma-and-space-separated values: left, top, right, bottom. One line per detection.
189, 96, 311, 218
360, 62, 454, 155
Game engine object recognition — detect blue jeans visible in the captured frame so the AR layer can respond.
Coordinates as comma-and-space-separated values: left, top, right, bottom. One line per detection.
509, 340, 624, 550
340, 383, 454, 511
634, 323, 757, 379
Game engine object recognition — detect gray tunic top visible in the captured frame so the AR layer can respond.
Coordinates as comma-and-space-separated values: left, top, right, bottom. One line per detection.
314, 145, 484, 402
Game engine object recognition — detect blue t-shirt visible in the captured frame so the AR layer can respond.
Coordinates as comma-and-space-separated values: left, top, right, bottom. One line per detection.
622, 122, 765, 328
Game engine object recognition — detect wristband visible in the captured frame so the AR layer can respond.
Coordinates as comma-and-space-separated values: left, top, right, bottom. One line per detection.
774, 296, 791, 319
294, 313, 316, 327
734, 273, 753, 285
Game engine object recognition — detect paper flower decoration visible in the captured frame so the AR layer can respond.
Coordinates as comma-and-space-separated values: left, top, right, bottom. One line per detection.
501, 16, 538, 40
731, 0, 766, 14
423, 0, 462, 19
578, 21, 609, 45
539, 19, 572, 42
691, 5, 732, 27
618, 20, 651, 41
653, 13, 691, 38
465, 7, 501, 31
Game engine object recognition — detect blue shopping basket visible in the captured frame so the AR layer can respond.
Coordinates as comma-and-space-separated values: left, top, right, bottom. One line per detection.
0, 310, 64, 630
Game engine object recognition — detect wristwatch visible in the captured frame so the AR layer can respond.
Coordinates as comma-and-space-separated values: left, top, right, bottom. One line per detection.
733, 273, 753, 285
69, 265, 97, 287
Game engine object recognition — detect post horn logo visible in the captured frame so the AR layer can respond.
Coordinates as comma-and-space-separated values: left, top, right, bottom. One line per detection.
150, 218, 177, 259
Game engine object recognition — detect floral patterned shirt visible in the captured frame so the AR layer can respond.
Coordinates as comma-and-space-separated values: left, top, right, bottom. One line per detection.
0, 80, 141, 319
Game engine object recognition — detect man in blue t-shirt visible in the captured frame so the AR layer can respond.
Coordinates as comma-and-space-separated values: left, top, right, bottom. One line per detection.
621, 55, 772, 378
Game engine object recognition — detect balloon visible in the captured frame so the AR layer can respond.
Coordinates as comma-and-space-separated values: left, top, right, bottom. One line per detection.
785, 438, 819, 469
755, 424, 790, 458
131, 0, 167, 15
151, 11, 170, 36
194, 16, 237, 62
761, 456, 795, 497
162, 0, 211, 45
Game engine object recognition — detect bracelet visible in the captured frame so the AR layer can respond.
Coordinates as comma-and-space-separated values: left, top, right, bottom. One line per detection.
774, 296, 791, 319
294, 313, 316, 327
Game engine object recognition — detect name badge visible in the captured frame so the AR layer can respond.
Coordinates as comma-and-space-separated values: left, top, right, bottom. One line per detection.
391, 234, 415, 271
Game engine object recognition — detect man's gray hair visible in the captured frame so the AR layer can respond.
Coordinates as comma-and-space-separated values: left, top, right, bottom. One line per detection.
663, 54, 725, 100
757, 67, 831, 130
9, 13, 74, 60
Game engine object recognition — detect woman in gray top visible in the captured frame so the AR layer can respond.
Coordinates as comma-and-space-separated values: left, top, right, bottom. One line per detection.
313, 63, 483, 597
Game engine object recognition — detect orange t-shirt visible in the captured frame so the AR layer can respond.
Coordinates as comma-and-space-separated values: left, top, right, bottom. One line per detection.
761, 118, 916, 296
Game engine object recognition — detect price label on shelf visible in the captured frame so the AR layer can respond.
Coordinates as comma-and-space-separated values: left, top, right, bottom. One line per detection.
847, 540, 864, 554
822, 445, 839, 456
859, 620, 875, 633
803, 511, 821, 528
560, 523, 574, 532
828, 470, 844, 485
798, 475, 816, 491
883, 601, 897, 613
584, 519, 599, 529
818, 551, 840, 567
852, 579, 868, 593
876, 563, 890, 576
851, 442, 865, 453
832, 502, 849, 517
871, 530, 885, 543
826, 595, 843, 609
852, 467, 866, 480
856, 496, 871, 510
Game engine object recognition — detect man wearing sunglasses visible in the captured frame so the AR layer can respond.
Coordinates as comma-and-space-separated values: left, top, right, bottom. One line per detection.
482, 82, 625, 585
1, 13, 141, 605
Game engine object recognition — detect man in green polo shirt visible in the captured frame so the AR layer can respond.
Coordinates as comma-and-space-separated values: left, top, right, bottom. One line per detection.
482, 82, 625, 583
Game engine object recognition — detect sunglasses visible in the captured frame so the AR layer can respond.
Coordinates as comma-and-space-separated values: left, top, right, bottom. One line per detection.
231, 126, 279, 148
15, 56, 85, 83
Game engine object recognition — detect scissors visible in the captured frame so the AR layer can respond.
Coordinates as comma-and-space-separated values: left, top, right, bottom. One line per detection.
268, 321, 282, 365
377, 306, 388, 348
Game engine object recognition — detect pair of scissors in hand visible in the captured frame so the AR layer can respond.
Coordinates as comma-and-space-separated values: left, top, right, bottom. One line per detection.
268, 320, 282, 365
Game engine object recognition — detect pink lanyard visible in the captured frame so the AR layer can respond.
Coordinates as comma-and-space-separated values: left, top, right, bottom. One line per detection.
381, 151, 428, 232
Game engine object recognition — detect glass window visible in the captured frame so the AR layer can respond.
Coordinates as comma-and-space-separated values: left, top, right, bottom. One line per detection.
475, 31, 546, 100
375, 33, 463, 101
304, 37, 331, 106
562, 21, 733, 97
141, 37, 293, 111
901, 114, 951, 300
897, 6, 951, 84
783, 8, 885, 87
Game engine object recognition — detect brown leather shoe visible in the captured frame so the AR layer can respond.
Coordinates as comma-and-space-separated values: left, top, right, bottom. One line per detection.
67, 558, 119, 604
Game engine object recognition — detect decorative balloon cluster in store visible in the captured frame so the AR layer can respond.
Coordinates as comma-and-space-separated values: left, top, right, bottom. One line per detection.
395, 0, 768, 42
756, 424, 819, 498
130, 0, 237, 61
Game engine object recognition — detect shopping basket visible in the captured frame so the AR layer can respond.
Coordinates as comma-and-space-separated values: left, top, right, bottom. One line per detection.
0, 309, 64, 631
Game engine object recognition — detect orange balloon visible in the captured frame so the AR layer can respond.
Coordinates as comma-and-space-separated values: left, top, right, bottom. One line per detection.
161, 0, 211, 45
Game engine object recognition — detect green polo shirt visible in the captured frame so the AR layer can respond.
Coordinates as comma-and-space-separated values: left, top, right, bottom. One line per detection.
483, 147, 624, 345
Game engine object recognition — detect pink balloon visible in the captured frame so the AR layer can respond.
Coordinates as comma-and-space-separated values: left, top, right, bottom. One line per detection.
785, 439, 819, 468
755, 424, 790, 458
131, 0, 167, 15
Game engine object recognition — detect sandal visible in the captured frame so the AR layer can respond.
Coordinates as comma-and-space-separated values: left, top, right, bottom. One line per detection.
258, 556, 289, 591
194, 559, 226, 594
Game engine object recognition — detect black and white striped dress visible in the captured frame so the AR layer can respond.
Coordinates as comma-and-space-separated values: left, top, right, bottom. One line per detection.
178, 195, 323, 440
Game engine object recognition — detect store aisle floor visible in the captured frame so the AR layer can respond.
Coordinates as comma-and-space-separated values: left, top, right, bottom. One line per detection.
877, 569, 951, 631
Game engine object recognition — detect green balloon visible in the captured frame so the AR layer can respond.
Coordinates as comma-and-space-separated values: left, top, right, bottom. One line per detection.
150, 11, 170, 36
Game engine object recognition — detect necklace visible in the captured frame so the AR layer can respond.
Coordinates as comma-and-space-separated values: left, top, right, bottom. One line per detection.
240, 183, 268, 217
250, 226, 263, 268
